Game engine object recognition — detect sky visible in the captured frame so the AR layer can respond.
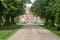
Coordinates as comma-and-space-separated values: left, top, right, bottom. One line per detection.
25, 0, 36, 8
31, 0, 36, 3
25, 0, 36, 14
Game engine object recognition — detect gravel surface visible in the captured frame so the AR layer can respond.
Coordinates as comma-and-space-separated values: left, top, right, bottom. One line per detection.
8, 25, 60, 40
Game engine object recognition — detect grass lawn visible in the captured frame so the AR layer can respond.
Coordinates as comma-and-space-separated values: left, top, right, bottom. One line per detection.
40, 25, 60, 36
52, 31, 60, 36
0, 25, 22, 40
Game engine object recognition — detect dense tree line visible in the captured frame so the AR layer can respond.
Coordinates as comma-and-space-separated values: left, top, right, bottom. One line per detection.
31, 0, 60, 30
0, 0, 25, 26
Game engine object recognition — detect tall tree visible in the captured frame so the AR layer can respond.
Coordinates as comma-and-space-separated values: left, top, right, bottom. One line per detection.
31, 0, 58, 27
0, 1, 4, 26
1, 0, 25, 25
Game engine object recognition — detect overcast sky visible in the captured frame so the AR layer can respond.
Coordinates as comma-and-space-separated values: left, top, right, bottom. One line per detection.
25, 0, 36, 9
31, 0, 36, 3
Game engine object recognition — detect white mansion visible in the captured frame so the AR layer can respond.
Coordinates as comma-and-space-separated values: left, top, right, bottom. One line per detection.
19, 13, 40, 23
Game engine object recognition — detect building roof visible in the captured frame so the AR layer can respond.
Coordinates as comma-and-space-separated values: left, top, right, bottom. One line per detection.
20, 14, 36, 19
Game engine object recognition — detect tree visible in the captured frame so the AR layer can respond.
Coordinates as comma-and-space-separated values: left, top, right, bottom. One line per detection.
1, 0, 25, 25
0, 0, 5, 26
31, 0, 58, 27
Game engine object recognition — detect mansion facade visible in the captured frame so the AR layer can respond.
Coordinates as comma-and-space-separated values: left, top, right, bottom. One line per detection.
19, 14, 40, 23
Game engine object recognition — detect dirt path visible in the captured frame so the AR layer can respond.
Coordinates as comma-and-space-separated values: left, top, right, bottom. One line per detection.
8, 25, 60, 40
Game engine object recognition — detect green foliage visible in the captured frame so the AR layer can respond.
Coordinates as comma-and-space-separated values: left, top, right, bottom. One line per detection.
31, 0, 60, 26
0, 0, 25, 25
23, 0, 31, 4
2, 0, 25, 17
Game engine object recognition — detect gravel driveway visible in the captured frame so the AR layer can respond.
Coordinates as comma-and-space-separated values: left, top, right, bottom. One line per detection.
8, 25, 60, 40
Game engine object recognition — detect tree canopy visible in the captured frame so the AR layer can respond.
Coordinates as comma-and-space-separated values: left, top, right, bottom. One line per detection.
0, 0, 25, 25
31, 0, 60, 26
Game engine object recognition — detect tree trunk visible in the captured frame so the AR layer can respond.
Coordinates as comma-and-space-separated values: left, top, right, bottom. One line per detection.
4, 14, 10, 26
57, 26, 60, 31
50, 16, 55, 27
57, 15, 60, 24
11, 16, 15, 24
57, 19, 60, 24
44, 17, 49, 25
0, 16, 2, 26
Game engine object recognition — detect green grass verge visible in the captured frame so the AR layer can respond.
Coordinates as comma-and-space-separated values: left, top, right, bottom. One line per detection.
40, 25, 60, 36
52, 30, 60, 36
0, 25, 22, 40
